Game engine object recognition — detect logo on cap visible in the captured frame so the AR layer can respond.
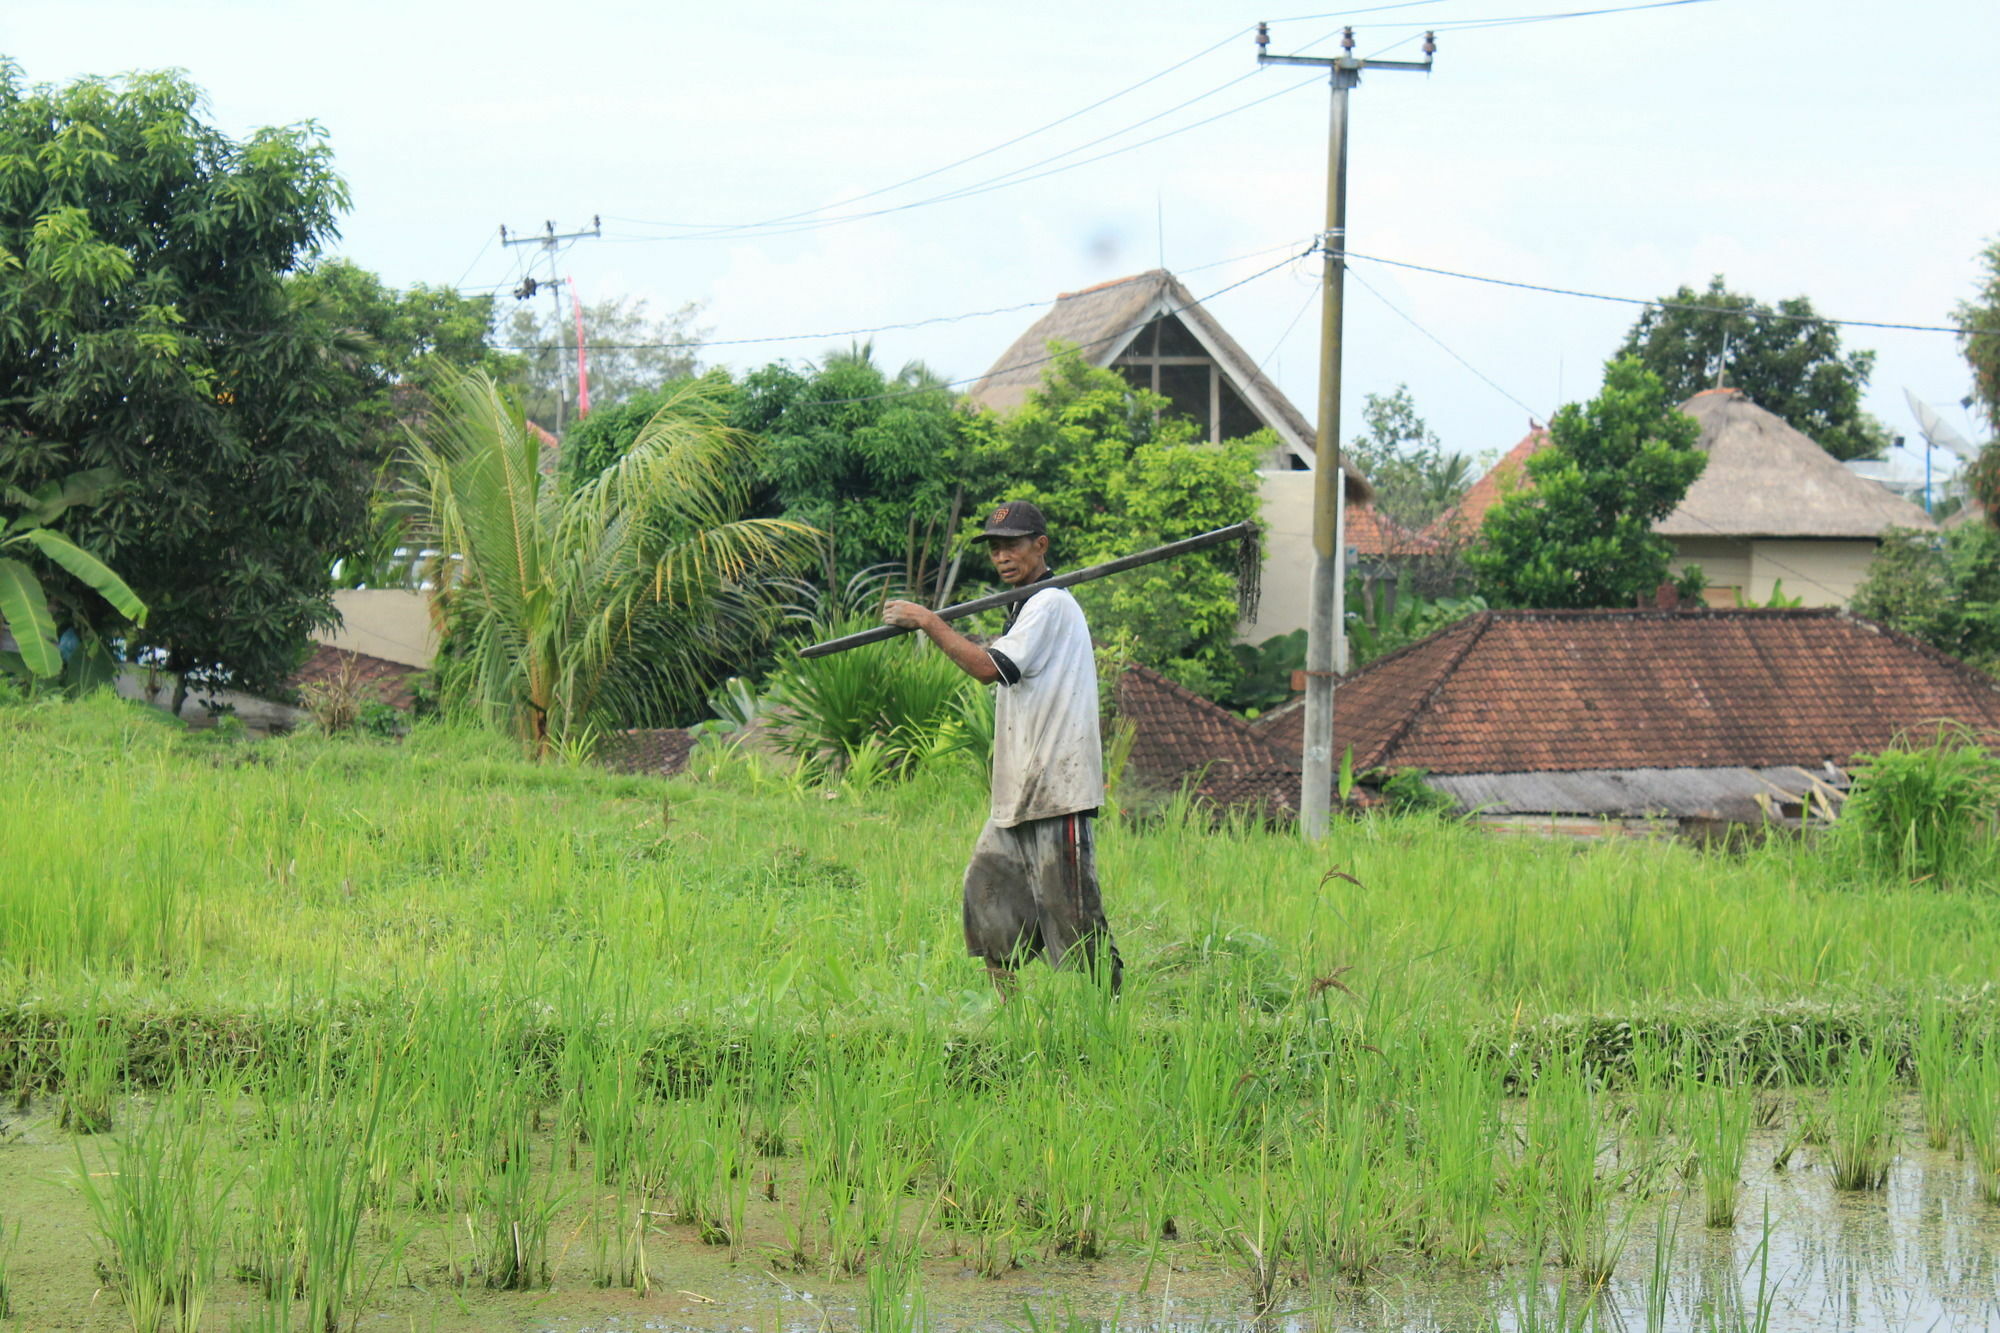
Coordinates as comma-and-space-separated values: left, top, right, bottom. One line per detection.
990, 507, 1009, 525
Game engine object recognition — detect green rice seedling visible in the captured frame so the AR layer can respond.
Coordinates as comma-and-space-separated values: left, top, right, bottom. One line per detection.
863, 1253, 929, 1333
1694, 1202, 1778, 1333
1525, 1060, 1632, 1289
1199, 1137, 1296, 1317
1506, 1251, 1602, 1333
1913, 995, 1961, 1152
1956, 1031, 2000, 1205
57, 1004, 122, 1134
480, 1095, 565, 1290
0, 1203, 17, 1319
1413, 1039, 1502, 1264
76, 1091, 236, 1333
1642, 1199, 1683, 1333
1825, 1047, 1896, 1191
1290, 1095, 1403, 1286
1693, 1065, 1754, 1229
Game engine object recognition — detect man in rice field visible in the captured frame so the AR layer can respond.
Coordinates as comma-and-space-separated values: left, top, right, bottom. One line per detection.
881, 500, 1122, 999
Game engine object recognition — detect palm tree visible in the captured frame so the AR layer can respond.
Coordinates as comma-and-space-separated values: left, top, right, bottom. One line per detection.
405, 371, 818, 757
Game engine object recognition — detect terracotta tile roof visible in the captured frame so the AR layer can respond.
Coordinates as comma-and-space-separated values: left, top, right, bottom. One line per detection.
1252, 609, 2000, 776
1116, 664, 1298, 816
598, 728, 697, 777
1422, 424, 1548, 542
1346, 503, 1439, 557
288, 644, 422, 711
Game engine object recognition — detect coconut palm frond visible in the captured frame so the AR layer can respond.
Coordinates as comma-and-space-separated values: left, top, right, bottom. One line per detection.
402, 368, 821, 755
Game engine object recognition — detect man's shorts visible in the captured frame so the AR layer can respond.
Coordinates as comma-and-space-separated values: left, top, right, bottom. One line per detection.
962, 812, 1121, 983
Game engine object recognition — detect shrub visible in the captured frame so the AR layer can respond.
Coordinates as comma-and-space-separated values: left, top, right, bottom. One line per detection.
1836, 724, 2000, 887
762, 619, 991, 784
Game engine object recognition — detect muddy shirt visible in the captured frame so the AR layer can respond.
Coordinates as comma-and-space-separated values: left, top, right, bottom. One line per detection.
984, 585, 1102, 827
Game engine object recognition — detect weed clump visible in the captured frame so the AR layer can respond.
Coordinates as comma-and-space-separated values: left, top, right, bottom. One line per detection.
1835, 723, 2000, 888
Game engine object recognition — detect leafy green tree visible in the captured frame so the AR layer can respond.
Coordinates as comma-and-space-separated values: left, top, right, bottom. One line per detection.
405, 371, 816, 755
1468, 357, 1706, 608
0, 64, 369, 710
502, 294, 708, 430
735, 346, 968, 587
1345, 385, 1476, 530
965, 347, 1262, 698
0, 469, 148, 679
1619, 276, 1891, 461
1955, 240, 2000, 526
293, 259, 518, 432
1959, 239, 2000, 441
1850, 524, 2000, 675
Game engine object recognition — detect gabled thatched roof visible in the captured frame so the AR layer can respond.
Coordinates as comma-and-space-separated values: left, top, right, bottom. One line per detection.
1658, 390, 1934, 539
965, 269, 1368, 501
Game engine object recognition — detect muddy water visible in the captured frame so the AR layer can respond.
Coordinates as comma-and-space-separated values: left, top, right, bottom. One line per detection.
5, 1098, 1998, 1331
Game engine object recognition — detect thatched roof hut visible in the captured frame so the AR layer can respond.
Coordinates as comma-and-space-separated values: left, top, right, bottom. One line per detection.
1659, 389, 1934, 540
965, 269, 1369, 501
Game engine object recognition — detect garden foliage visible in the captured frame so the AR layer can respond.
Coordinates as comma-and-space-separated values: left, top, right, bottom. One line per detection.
0, 64, 369, 707
1469, 358, 1706, 609
1850, 523, 2000, 676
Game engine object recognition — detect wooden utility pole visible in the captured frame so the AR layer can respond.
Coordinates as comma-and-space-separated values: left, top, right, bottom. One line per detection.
1256, 23, 1435, 841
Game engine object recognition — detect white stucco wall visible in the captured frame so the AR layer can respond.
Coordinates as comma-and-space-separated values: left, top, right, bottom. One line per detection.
318, 589, 436, 667
1240, 471, 1346, 669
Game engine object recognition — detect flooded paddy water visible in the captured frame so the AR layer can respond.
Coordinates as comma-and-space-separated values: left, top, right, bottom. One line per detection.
5, 1093, 1998, 1332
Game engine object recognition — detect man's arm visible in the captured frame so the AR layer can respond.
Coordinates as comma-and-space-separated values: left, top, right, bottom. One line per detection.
881, 600, 1001, 683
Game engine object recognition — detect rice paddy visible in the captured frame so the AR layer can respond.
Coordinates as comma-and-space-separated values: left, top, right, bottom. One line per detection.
4, 691, 2000, 1331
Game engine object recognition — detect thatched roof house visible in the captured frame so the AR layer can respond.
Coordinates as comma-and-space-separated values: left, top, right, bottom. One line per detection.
1250, 608, 2000, 833
966, 269, 1366, 495
1436, 391, 1933, 606
966, 268, 1373, 648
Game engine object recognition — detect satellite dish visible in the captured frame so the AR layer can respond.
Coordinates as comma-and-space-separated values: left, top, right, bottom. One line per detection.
1904, 388, 1978, 460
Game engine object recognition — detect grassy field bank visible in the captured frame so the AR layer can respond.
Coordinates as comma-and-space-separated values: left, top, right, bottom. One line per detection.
3, 693, 1998, 1329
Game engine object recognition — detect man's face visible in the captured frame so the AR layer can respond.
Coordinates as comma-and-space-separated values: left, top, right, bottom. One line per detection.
987, 534, 1049, 587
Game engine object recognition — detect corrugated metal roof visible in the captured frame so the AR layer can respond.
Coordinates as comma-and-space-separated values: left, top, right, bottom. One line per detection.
1425, 764, 1840, 821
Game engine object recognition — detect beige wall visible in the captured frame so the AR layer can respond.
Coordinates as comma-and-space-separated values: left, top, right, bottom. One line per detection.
1240, 471, 1347, 669
317, 589, 436, 667
1668, 537, 1877, 608
1748, 540, 1878, 607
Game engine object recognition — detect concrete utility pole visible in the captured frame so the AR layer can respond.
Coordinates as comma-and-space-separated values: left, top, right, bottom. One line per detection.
500, 216, 602, 437
1255, 23, 1435, 841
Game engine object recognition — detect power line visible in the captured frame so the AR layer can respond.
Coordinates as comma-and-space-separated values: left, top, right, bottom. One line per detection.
782, 246, 1315, 411
606, 19, 1386, 246
453, 229, 499, 291
606, 72, 1322, 245
609, 5, 1460, 240
490, 236, 1320, 353
1342, 249, 1989, 336
1346, 263, 1546, 420
611, 27, 1259, 234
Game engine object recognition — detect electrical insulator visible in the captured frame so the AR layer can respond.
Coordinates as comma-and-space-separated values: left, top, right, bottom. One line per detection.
1341, 26, 1354, 52
1422, 31, 1436, 57
1255, 22, 1269, 51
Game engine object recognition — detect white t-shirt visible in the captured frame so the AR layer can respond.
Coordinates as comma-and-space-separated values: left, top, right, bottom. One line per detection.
985, 586, 1103, 827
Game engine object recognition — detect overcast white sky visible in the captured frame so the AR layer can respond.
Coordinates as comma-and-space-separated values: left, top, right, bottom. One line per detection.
7, 0, 1997, 483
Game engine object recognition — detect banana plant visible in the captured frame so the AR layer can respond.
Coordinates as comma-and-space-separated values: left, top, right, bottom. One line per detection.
0, 468, 149, 679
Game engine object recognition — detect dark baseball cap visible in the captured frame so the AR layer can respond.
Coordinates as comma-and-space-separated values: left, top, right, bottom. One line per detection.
974, 500, 1048, 541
